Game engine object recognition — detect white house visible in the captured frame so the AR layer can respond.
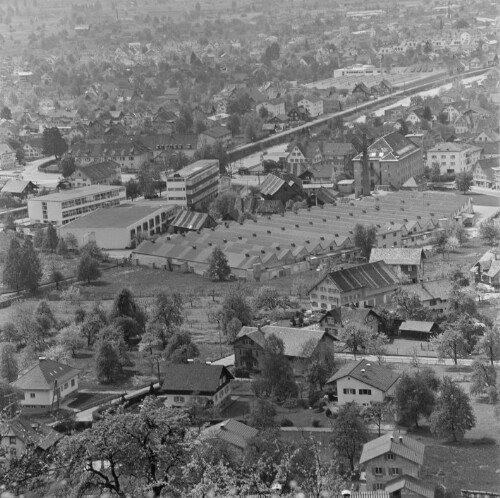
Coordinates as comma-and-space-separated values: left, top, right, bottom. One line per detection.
298, 96, 324, 117
0, 142, 17, 169
326, 359, 400, 406
159, 363, 233, 408
11, 358, 80, 411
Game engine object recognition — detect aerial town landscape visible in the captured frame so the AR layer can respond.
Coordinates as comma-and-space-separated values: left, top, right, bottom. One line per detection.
0, 0, 499, 496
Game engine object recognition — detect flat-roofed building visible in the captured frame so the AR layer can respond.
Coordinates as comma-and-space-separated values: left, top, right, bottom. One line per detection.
59, 203, 180, 249
426, 142, 482, 175
165, 159, 220, 209
28, 185, 126, 225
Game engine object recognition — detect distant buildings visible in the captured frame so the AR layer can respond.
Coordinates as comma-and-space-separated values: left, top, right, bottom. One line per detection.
197, 126, 232, 148
69, 160, 121, 188
470, 250, 500, 286
298, 96, 324, 117
353, 132, 423, 194
369, 247, 425, 283
165, 159, 220, 209
0, 142, 17, 170
28, 185, 126, 225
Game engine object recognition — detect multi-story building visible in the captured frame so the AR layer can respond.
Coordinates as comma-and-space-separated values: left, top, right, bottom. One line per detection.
352, 132, 423, 194
297, 96, 324, 117
0, 142, 17, 169
165, 159, 220, 209
197, 126, 232, 148
69, 160, 121, 188
426, 142, 482, 175
28, 185, 126, 225
308, 260, 400, 311
255, 98, 286, 117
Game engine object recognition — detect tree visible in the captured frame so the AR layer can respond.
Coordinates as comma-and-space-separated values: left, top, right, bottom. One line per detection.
42, 127, 67, 159
455, 171, 473, 194
56, 325, 85, 357
164, 331, 199, 363
431, 327, 470, 365
77, 253, 101, 284
125, 178, 141, 200
3, 238, 42, 293
81, 302, 108, 347
137, 161, 162, 198
42, 223, 58, 252
254, 286, 282, 311
422, 105, 432, 121
61, 156, 76, 178
55, 237, 68, 258
81, 241, 103, 260
95, 340, 122, 383
362, 401, 391, 437
479, 220, 500, 245
110, 288, 146, 331
476, 327, 500, 365
391, 288, 433, 321
394, 369, 438, 428
44, 343, 72, 364
151, 292, 184, 347
470, 359, 497, 397
65, 232, 79, 252
57, 397, 190, 497
254, 334, 298, 403
226, 114, 240, 135
337, 324, 374, 360
176, 104, 193, 133
445, 235, 460, 253
210, 191, 238, 220
226, 317, 242, 343
0, 105, 12, 119
0, 342, 18, 382
353, 223, 377, 260
431, 162, 441, 182
430, 376, 476, 442
248, 398, 277, 429
220, 289, 253, 332
331, 402, 368, 472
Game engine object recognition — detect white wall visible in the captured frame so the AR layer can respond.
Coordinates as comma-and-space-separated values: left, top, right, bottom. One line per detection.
336, 377, 385, 406
162, 384, 231, 408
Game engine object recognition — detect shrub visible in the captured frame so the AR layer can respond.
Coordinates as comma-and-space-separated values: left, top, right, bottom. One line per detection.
325, 408, 332, 417
308, 390, 322, 408
487, 386, 498, 405
280, 418, 294, 427
234, 367, 250, 378
311, 418, 321, 428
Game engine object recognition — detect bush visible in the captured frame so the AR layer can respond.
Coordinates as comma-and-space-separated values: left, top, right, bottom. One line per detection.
487, 386, 498, 405
308, 390, 322, 408
297, 398, 309, 409
311, 418, 321, 428
325, 408, 332, 417
280, 418, 294, 427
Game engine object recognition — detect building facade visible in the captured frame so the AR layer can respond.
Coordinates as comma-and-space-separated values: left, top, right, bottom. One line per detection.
28, 185, 126, 225
353, 132, 423, 193
165, 159, 220, 209
0, 142, 17, 170
427, 142, 482, 175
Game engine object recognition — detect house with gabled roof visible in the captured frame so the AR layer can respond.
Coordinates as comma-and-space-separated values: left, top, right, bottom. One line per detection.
69, 160, 121, 188
318, 307, 384, 336
201, 419, 258, 454
308, 261, 401, 311
169, 209, 217, 233
470, 249, 500, 286
398, 320, 439, 340
326, 359, 400, 406
11, 357, 79, 412
359, 432, 431, 495
233, 325, 336, 375
369, 247, 425, 283
0, 179, 38, 199
159, 363, 233, 408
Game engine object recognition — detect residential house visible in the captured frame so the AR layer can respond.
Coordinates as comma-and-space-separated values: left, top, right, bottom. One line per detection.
159, 363, 233, 408
288, 107, 309, 122
256, 98, 286, 117
0, 416, 64, 461
397, 320, 439, 340
0, 142, 17, 169
69, 160, 121, 188
326, 359, 400, 406
403, 279, 454, 315
201, 419, 258, 454
11, 358, 79, 411
233, 325, 336, 375
286, 143, 308, 176
318, 307, 383, 336
298, 96, 324, 117
308, 260, 401, 311
384, 106, 406, 122
472, 158, 499, 188
259, 172, 303, 205
321, 141, 356, 177
353, 132, 423, 194
359, 432, 429, 493
352, 82, 371, 99
427, 142, 482, 175
22, 139, 44, 161
197, 126, 232, 148
470, 250, 500, 286
369, 248, 425, 283
0, 179, 38, 199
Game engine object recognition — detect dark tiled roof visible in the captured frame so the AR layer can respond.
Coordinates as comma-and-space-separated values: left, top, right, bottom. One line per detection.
75, 160, 119, 182
12, 358, 79, 391
360, 432, 426, 466
160, 364, 233, 394
201, 125, 231, 139
322, 261, 400, 293
385, 475, 435, 498
399, 320, 437, 333
202, 419, 258, 450
327, 359, 400, 392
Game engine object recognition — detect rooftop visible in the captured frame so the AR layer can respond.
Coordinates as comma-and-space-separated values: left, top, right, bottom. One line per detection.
170, 159, 219, 178
160, 364, 232, 393
201, 419, 258, 450
399, 320, 437, 333
12, 358, 79, 391
369, 247, 424, 266
327, 359, 400, 392
29, 185, 124, 202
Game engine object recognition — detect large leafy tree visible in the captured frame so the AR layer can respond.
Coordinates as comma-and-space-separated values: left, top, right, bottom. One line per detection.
42, 127, 67, 159
455, 171, 473, 194
61, 156, 76, 178
470, 359, 497, 397
394, 369, 439, 428
478, 220, 500, 245
95, 340, 123, 383
475, 326, 500, 365
77, 253, 101, 284
3, 238, 42, 293
207, 246, 231, 281
56, 398, 191, 497
164, 331, 200, 364
110, 288, 146, 331
42, 223, 58, 252
150, 292, 184, 347
220, 288, 253, 332
0, 342, 18, 382
391, 288, 433, 321
331, 402, 368, 472
430, 376, 476, 442
353, 223, 377, 260
431, 326, 471, 365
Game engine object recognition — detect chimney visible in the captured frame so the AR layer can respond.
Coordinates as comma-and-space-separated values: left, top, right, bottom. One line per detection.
361, 369, 366, 374
390, 435, 394, 442
399, 436, 403, 444
361, 133, 370, 196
